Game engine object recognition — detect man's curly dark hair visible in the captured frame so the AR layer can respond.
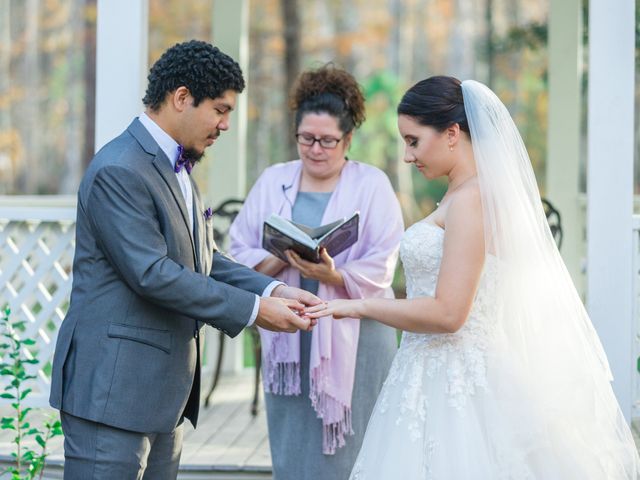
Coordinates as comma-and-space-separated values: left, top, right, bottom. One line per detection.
142, 40, 245, 111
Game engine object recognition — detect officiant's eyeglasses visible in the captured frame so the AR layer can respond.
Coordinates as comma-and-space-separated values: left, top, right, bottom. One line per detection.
295, 133, 344, 149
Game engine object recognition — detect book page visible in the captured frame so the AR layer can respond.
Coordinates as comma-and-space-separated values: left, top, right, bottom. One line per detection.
319, 212, 359, 258
264, 214, 315, 248
304, 218, 344, 239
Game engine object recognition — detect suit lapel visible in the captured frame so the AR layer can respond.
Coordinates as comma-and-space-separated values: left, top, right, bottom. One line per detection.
128, 118, 197, 263
151, 154, 194, 242
192, 188, 204, 273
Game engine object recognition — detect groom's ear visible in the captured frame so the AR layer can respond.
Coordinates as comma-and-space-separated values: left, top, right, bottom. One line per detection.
171, 86, 192, 113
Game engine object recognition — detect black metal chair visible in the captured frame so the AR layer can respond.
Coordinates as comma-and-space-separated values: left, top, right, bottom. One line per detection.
203, 198, 262, 416
541, 197, 563, 249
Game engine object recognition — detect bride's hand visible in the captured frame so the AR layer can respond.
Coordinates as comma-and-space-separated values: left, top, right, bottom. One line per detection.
305, 299, 365, 319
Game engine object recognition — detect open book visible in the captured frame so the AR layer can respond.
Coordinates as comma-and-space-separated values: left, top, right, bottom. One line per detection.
262, 212, 359, 263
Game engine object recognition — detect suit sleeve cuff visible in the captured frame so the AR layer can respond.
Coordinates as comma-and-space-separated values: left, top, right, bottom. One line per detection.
262, 280, 285, 298
246, 295, 261, 328
245, 281, 285, 328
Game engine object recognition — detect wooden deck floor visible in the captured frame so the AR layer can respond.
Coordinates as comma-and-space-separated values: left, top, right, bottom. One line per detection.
0, 372, 272, 479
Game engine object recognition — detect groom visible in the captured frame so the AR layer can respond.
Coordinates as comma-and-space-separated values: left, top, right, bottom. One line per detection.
49, 40, 319, 479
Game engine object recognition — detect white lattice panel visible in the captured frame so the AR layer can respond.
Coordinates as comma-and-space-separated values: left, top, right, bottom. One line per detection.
0, 200, 76, 406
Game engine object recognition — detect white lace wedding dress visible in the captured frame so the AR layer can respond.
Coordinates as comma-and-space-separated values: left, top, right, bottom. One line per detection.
350, 220, 639, 480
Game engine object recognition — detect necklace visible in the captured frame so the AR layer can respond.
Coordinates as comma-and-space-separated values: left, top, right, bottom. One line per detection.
436, 174, 477, 207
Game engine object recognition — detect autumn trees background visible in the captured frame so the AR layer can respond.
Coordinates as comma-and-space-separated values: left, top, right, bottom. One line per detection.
0, 0, 579, 222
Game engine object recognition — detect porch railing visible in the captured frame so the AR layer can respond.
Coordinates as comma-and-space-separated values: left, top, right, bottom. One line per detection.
5, 197, 639, 413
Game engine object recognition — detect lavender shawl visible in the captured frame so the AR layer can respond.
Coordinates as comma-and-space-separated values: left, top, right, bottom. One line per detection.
229, 160, 404, 454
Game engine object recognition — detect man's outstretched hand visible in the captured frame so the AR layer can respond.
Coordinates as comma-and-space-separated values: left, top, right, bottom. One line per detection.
253, 285, 323, 332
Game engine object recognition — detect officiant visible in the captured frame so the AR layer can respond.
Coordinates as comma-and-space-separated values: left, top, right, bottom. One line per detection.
229, 64, 404, 479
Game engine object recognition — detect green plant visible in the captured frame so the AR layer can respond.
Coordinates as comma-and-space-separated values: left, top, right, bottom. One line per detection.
0, 307, 62, 480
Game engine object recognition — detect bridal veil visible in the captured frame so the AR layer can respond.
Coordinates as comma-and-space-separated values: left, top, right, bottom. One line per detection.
461, 79, 639, 478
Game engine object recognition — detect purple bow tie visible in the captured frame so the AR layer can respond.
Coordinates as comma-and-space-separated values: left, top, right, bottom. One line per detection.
174, 145, 194, 174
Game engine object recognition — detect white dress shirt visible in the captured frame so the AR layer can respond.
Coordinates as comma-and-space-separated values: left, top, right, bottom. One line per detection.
138, 113, 281, 327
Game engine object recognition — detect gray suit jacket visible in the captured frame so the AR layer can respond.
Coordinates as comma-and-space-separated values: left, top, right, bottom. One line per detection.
50, 118, 273, 433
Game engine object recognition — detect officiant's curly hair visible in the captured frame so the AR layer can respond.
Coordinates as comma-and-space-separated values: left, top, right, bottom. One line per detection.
290, 64, 366, 134
142, 40, 245, 112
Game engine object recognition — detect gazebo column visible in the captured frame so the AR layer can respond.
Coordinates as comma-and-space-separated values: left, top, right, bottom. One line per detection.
587, 0, 635, 421
209, 0, 249, 205
203, 0, 250, 377
546, 0, 583, 293
95, 0, 148, 151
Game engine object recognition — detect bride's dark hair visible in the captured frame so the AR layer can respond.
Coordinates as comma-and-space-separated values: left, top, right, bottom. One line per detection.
397, 75, 470, 133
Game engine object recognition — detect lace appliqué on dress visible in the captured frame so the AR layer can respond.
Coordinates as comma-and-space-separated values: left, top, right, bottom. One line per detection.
391, 222, 498, 410
352, 222, 500, 479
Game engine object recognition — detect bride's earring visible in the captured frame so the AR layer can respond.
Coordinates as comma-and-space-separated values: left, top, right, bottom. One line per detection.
449, 144, 454, 152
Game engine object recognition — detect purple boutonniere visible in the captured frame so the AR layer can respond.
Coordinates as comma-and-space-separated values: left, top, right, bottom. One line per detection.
203, 207, 213, 221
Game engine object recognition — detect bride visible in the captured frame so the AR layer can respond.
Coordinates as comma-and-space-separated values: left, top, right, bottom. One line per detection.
306, 76, 640, 479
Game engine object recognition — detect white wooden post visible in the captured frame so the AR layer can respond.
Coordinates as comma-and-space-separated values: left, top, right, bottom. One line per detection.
95, 0, 148, 151
209, 0, 248, 205
546, 0, 584, 293
203, 0, 250, 377
587, 0, 635, 421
